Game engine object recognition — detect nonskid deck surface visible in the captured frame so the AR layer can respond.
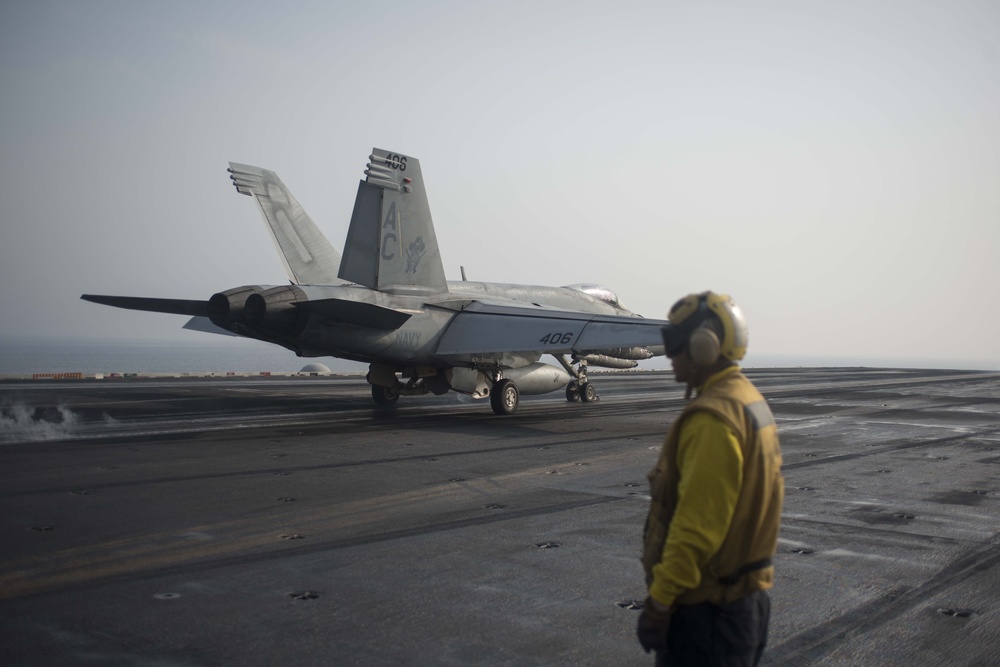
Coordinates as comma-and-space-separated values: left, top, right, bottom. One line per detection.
1, 368, 999, 666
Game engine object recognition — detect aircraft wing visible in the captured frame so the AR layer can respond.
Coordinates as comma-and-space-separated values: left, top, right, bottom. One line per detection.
433, 301, 667, 357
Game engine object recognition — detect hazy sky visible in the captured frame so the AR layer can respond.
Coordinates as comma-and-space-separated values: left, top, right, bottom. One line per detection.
2, 0, 998, 368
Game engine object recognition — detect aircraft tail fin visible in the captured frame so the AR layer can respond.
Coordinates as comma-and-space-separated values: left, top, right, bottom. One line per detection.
228, 163, 346, 286
339, 149, 447, 294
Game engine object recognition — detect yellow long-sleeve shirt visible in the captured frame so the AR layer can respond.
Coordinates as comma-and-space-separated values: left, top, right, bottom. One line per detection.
649, 409, 743, 605
643, 365, 782, 606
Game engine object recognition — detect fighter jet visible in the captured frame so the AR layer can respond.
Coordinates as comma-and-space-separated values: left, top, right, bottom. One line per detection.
82, 148, 667, 414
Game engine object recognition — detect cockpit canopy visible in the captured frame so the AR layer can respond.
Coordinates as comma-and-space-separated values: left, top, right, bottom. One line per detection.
564, 283, 626, 310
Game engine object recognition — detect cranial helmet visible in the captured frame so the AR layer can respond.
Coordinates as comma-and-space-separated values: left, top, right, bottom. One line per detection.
662, 291, 749, 366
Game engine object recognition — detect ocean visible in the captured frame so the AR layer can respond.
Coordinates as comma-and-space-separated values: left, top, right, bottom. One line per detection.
0, 338, 368, 375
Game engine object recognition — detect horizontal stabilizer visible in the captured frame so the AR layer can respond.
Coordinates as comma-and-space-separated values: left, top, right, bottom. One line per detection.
182, 316, 238, 337
434, 301, 668, 356
81, 294, 209, 317
293, 298, 412, 330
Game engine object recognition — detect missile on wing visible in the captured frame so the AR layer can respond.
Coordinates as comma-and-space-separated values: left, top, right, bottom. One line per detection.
575, 346, 653, 369
596, 346, 654, 360
577, 354, 638, 369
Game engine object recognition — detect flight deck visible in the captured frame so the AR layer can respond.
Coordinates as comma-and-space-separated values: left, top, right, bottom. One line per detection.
2, 368, 999, 665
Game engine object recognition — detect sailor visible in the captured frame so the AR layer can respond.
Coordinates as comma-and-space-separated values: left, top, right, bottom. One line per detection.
637, 292, 784, 666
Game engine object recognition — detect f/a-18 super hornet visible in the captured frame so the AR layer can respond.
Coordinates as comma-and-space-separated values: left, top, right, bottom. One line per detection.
83, 148, 667, 414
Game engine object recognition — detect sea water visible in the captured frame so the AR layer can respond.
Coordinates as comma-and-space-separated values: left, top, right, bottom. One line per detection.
0, 338, 368, 375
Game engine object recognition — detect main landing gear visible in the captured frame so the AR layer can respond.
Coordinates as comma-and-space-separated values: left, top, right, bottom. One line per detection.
368, 361, 599, 415
367, 365, 434, 409
372, 384, 400, 406
490, 378, 519, 415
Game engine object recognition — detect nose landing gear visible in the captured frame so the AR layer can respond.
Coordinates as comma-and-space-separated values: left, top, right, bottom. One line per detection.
557, 355, 598, 403
565, 380, 597, 402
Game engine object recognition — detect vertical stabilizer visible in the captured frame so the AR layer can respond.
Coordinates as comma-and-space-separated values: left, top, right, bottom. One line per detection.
339, 149, 447, 294
228, 163, 346, 286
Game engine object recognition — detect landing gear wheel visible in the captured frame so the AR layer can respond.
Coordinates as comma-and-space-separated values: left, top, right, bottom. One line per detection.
491, 379, 519, 415
372, 384, 400, 406
579, 382, 597, 402
566, 381, 580, 402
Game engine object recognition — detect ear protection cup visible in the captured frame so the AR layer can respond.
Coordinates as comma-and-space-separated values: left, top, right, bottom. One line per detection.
688, 326, 721, 367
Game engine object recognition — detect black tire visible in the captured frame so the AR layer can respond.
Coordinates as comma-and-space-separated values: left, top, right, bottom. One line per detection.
372, 384, 400, 406
490, 379, 519, 415
580, 382, 597, 402
566, 381, 580, 402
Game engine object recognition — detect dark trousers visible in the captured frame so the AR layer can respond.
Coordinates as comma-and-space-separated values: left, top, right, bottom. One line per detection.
655, 590, 770, 667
